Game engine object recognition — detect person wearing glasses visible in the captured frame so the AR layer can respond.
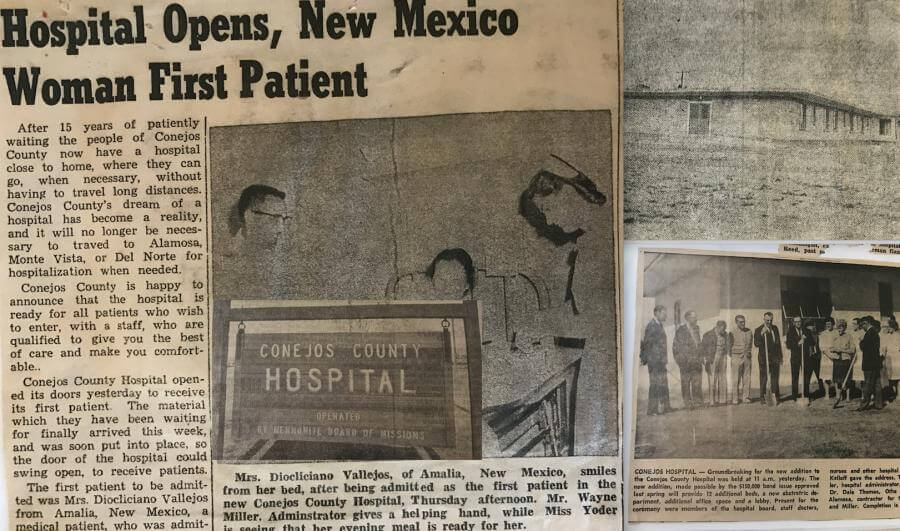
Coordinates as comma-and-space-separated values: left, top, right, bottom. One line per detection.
229, 184, 291, 251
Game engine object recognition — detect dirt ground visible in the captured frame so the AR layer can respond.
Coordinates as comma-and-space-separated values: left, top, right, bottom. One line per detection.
634, 375, 900, 459
623, 134, 899, 240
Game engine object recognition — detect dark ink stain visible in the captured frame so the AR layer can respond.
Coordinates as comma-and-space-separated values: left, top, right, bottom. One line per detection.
390, 60, 411, 76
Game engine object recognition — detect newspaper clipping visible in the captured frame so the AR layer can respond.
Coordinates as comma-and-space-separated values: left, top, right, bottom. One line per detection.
623, 0, 900, 241
629, 248, 900, 523
1, 0, 623, 530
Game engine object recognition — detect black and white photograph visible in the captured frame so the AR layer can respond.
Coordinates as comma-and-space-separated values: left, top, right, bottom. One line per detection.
211, 301, 481, 461
633, 250, 900, 459
623, 0, 900, 240
209, 111, 619, 458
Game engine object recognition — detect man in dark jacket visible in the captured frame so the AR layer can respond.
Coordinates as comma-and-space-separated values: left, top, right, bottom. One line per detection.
640, 305, 672, 415
858, 316, 883, 411
673, 310, 704, 408
754, 312, 782, 404
786, 316, 806, 400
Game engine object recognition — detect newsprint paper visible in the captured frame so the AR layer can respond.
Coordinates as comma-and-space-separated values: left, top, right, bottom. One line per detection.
630, 248, 900, 523
0, 0, 623, 530
623, 0, 900, 241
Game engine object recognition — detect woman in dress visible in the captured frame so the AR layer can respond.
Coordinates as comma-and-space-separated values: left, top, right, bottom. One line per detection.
881, 316, 900, 402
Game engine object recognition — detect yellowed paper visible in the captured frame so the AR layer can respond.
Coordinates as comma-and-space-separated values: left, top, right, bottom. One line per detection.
1, 0, 623, 529
629, 248, 900, 523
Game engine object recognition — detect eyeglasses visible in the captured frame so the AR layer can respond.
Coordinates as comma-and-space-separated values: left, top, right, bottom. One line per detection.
250, 209, 292, 222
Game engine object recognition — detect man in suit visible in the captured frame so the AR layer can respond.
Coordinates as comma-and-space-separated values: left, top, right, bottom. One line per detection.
804, 319, 825, 399
640, 305, 672, 415
858, 316, 883, 411
754, 312, 782, 404
786, 316, 804, 400
701, 320, 731, 405
786, 316, 811, 401
673, 310, 704, 408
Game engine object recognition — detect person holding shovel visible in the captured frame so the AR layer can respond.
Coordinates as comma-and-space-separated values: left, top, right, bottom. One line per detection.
801, 319, 824, 401
819, 318, 837, 397
827, 319, 856, 403
858, 316, 883, 411
787, 316, 806, 401
754, 312, 782, 405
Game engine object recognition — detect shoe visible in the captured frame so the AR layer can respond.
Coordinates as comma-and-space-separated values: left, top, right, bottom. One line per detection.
856, 404, 871, 412
661, 407, 675, 414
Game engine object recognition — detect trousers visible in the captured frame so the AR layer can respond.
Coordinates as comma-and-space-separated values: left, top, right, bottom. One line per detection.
731, 353, 752, 401
678, 364, 703, 407
758, 352, 780, 401
791, 352, 822, 398
647, 365, 671, 414
710, 357, 728, 403
862, 369, 883, 409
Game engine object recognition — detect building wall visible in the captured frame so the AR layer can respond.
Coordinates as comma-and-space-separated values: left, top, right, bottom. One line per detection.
625, 96, 896, 142
639, 255, 900, 406
644, 254, 900, 340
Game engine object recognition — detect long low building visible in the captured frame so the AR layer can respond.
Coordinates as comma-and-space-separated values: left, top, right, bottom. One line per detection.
626, 88, 899, 142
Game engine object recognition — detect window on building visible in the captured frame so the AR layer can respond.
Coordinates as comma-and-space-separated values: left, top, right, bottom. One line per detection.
880, 119, 891, 136
879, 282, 894, 317
800, 104, 807, 131
780, 276, 833, 329
688, 102, 710, 135
842, 112, 847, 127
850, 114, 855, 132
834, 110, 839, 131
825, 109, 830, 131
811, 105, 817, 127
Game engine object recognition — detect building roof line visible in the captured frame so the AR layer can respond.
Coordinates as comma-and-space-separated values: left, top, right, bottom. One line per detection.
624, 89, 898, 118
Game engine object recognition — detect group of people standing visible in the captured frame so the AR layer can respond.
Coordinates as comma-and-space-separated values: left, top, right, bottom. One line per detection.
640, 305, 900, 415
